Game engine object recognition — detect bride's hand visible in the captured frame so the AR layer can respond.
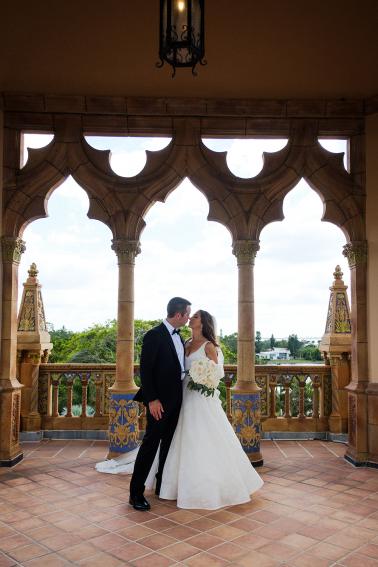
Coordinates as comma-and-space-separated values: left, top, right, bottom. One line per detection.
149, 399, 164, 420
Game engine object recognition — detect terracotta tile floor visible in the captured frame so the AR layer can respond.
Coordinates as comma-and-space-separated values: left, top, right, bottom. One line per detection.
0, 440, 378, 566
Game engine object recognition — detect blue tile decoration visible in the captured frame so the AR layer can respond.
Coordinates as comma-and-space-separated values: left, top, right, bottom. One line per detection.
232, 392, 261, 456
109, 393, 139, 453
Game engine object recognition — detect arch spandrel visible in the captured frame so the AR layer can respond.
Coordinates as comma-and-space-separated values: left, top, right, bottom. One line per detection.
3, 116, 366, 244
21, 139, 56, 173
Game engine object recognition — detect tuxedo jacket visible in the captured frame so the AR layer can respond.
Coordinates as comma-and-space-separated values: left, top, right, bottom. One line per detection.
134, 323, 184, 414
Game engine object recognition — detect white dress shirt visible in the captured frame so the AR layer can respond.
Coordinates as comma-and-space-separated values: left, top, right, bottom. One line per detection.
163, 319, 185, 379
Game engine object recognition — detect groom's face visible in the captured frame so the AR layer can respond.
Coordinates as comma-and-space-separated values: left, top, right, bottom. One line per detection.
176, 305, 191, 327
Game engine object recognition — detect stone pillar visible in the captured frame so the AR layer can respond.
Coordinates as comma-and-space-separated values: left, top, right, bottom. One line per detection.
108, 238, 140, 458
319, 266, 352, 434
17, 263, 52, 433
0, 236, 25, 466
342, 241, 369, 465
232, 240, 263, 467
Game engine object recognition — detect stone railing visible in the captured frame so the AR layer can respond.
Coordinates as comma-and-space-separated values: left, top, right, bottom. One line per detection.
37, 363, 332, 433
38, 364, 117, 431
223, 365, 331, 432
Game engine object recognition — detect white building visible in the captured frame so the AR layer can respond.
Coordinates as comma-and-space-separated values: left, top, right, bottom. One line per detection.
258, 348, 291, 361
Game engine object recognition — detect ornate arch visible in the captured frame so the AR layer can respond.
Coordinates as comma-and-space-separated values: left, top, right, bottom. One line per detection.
3, 116, 364, 243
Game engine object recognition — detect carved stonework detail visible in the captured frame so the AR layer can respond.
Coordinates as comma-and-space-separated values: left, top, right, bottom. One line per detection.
232, 240, 260, 265
38, 373, 49, 415
18, 290, 35, 331
334, 292, 351, 333
104, 373, 116, 414
323, 372, 333, 417
326, 291, 351, 334
11, 391, 21, 445
37, 290, 47, 331
343, 241, 368, 268
320, 265, 352, 356
255, 375, 268, 416
1, 237, 26, 264
325, 293, 334, 334
348, 394, 357, 448
28, 263, 38, 277
111, 239, 141, 265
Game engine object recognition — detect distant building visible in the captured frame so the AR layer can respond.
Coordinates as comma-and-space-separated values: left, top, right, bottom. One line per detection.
258, 347, 291, 361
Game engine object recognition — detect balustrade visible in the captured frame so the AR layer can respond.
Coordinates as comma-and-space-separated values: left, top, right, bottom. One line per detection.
37, 363, 332, 435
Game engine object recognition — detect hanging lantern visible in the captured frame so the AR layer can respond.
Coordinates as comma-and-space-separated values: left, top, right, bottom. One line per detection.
157, 0, 206, 77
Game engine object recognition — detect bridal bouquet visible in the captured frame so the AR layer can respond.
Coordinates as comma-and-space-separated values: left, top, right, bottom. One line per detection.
187, 359, 222, 397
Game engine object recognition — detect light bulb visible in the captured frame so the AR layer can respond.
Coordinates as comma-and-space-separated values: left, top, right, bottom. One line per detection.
177, 1, 185, 12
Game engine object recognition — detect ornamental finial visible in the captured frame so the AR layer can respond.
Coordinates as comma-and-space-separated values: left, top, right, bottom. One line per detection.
28, 263, 38, 278
333, 265, 342, 281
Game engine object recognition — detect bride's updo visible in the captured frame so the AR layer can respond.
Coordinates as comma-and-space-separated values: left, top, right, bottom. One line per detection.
199, 310, 219, 347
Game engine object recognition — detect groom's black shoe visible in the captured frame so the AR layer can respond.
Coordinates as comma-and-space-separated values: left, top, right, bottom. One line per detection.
129, 495, 151, 511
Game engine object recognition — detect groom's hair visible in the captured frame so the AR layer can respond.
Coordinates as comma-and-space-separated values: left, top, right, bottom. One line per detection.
167, 297, 191, 317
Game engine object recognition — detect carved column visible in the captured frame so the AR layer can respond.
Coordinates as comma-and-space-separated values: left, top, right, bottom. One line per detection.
342, 241, 369, 464
17, 263, 52, 433
319, 266, 352, 434
107, 239, 140, 458
0, 237, 25, 466
232, 240, 263, 466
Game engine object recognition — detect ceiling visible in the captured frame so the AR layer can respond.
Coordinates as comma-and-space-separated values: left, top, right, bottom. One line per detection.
1, 0, 377, 100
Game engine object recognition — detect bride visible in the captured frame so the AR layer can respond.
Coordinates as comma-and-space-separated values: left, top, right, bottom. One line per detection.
158, 309, 263, 509
96, 310, 263, 510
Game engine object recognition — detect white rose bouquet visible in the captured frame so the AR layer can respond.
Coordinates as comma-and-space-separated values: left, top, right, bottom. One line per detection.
187, 358, 223, 397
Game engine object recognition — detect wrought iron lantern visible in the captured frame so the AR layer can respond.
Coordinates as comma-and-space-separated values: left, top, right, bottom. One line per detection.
157, 0, 206, 77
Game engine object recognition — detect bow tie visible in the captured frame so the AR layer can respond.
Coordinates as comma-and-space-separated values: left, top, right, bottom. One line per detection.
172, 329, 181, 335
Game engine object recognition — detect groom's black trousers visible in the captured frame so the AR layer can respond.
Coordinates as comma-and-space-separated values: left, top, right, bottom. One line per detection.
130, 405, 181, 497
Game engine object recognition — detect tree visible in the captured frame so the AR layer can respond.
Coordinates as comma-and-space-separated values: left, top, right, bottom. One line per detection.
221, 333, 237, 355
255, 331, 262, 353
299, 344, 322, 361
288, 334, 302, 358
270, 334, 276, 349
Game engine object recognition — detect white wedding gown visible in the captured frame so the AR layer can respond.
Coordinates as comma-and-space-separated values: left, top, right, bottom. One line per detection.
96, 343, 263, 509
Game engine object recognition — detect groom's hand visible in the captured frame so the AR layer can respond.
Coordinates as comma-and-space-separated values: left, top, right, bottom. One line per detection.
149, 399, 164, 420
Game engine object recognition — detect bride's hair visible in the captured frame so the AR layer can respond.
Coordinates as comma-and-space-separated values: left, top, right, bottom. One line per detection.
199, 310, 219, 347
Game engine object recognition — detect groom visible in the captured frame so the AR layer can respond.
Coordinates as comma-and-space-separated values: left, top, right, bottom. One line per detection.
129, 297, 191, 511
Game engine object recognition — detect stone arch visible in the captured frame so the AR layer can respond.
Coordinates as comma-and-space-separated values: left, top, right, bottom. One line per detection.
3, 117, 364, 246
182, 121, 365, 243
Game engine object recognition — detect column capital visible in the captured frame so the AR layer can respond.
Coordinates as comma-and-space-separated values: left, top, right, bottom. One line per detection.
111, 239, 141, 264
232, 240, 260, 265
1, 237, 26, 265
342, 240, 367, 268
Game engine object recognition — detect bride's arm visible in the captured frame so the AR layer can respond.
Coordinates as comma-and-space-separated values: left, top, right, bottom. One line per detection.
204, 342, 218, 363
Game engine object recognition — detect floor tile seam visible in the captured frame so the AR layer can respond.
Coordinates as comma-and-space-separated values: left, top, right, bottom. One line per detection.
145, 536, 254, 556
0, 556, 23, 567
298, 537, 373, 562
322, 530, 378, 548
57, 545, 104, 564
105, 542, 195, 564
343, 518, 378, 537
156, 543, 232, 564
3, 540, 57, 561
9, 524, 115, 549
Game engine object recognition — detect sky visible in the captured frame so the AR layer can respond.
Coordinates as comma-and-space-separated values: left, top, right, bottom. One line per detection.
18, 134, 350, 339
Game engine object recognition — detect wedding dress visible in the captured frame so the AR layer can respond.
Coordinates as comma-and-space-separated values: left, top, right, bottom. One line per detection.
96, 343, 263, 509
158, 342, 263, 509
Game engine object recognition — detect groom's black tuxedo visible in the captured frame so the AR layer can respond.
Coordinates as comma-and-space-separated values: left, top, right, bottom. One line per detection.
134, 323, 184, 413
130, 322, 184, 498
